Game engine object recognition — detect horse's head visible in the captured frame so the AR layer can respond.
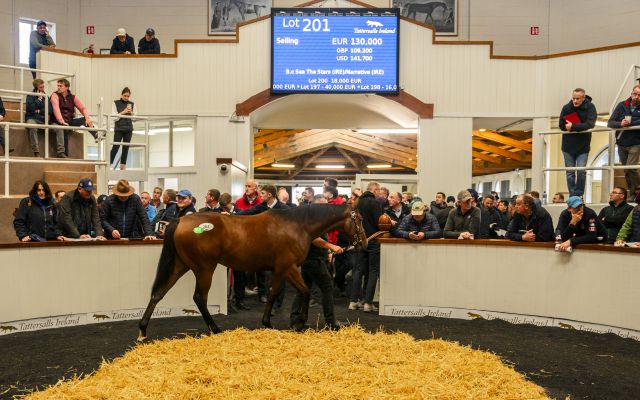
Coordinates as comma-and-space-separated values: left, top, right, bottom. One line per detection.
344, 208, 368, 251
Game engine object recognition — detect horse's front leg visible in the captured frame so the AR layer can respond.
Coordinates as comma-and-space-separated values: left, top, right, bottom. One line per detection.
262, 273, 283, 328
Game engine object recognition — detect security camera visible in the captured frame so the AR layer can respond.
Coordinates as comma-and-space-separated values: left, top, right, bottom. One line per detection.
219, 163, 229, 173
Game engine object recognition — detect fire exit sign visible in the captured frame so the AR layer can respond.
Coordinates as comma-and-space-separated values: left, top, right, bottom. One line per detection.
86, 26, 95, 35
530, 26, 539, 35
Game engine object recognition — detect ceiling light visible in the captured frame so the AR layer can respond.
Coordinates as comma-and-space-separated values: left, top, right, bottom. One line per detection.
272, 163, 295, 168
367, 164, 391, 169
479, 129, 487, 132
355, 128, 418, 134
315, 164, 345, 169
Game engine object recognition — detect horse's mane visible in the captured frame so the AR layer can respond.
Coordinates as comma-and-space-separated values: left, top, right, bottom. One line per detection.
272, 203, 348, 225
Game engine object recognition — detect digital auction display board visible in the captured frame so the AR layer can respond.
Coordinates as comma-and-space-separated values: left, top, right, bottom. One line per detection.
271, 8, 399, 94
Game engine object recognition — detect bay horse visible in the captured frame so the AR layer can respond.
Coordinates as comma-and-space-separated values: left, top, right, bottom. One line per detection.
138, 204, 367, 341
406, 1, 448, 24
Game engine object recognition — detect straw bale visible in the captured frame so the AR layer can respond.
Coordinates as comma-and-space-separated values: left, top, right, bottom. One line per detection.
23, 326, 549, 400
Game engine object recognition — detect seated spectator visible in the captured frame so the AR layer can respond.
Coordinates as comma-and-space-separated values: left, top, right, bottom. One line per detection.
289, 195, 343, 332
446, 195, 455, 207
555, 196, 607, 250
0, 96, 13, 154
176, 189, 197, 217
140, 191, 157, 222
429, 192, 451, 229
29, 20, 55, 78
100, 179, 154, 240
25, 78, 50, 157
199, 189, 222, 212
237, 184, 288, 215
443, 190, 480, 240
598, 187, 634, 244
110, 28, 136, 54
508, 195, 518, 218
552, 192, 565, 204
57, 178, 105, 240
615, 191, 640, 246
478, 195, 502, 238
394, 201, 441, 240
50, 78, 96, 158
384, 191, 410, 235
13, 180, 60, 241
506, 194, 554, 242
401, 192, 413, 206
138, 28, 160, 54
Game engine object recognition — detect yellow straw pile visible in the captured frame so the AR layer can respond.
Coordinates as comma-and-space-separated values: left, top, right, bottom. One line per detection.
24, 326, 549, 399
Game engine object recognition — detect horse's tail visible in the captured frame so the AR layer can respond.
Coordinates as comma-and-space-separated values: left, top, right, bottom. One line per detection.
151, 219, 180, 293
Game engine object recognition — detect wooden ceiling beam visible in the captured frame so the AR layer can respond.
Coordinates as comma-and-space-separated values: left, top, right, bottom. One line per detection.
288, 148, 330, 179
473, 130, 532, 152
336, 147, 363, 173
472, 139, 531, 162
472, 151, 502, 164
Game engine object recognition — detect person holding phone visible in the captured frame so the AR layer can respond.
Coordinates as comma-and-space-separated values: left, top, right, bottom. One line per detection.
29, 20, 55, 78
393, 201, 441, 241
111, 87, 135, 170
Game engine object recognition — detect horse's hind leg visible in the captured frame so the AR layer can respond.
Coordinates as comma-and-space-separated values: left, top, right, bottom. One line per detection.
193, 266, 222, 334
261, 273, 284, 328
138, 262, 189, 341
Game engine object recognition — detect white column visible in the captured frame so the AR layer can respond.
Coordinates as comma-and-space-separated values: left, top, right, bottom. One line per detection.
532, 117, 550, 199
417, 117, 472, 199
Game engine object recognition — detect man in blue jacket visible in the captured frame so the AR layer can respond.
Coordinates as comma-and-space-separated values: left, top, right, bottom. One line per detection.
608, 84, 640, 194
559, 88, 597, 197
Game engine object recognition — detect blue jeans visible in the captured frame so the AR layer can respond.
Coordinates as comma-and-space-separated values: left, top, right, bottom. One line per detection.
562, 152, 588, 197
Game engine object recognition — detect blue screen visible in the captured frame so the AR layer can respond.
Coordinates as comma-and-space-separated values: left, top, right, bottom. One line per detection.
271, 9, 399, 94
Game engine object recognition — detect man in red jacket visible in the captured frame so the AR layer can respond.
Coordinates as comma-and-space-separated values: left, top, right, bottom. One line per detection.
234, 179, 262, 210
323, 185, 344, 245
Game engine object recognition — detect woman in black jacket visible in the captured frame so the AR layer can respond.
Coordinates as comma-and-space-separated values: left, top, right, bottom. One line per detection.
14, 180, 60, 241
110, 87, 135, 170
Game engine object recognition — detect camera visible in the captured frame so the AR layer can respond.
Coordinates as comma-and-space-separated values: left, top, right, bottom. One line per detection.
219, 163, 229, 173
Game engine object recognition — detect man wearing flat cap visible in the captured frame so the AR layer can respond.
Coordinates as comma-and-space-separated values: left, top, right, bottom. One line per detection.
100, 179, 154, 240
138, 28, 161, 54
57, 178, 105, 240
394, 201, 442, 240
443, 190, 481, 240
110, 28, 136, 54
555, 196, 606, 251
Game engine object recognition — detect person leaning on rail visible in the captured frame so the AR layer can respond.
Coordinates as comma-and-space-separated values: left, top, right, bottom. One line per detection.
110, 28, 136, 54
393, 201, 441, 241
443, 190, 480, 240
505, 194, 554, 242
615, 191, 640, 247
555, 196, 607, 251
13, 180, 61, 242
138, 28, 160, 54
608, 84, 640, 194
29, 20, 55, 78
558, 88, 597, 198
57, 178, 105, 241
384, 191, 411, 236
598, 186, 634, 244
100, 179, 155, 240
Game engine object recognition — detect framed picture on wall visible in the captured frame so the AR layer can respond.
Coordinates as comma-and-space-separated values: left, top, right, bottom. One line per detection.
393, 0, 458, 36
208, 0, 271, 35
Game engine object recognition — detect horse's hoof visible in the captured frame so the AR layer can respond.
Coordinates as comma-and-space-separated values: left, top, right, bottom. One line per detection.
136, 335, 147, 343
262, 321, 273, 329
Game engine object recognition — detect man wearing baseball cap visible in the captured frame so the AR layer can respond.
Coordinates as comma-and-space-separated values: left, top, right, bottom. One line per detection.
176, 189, 197, 218
443, 190, 481, 240
138, 28, 160, 54
57, 178, 105, 240
394, 201, 441, 241
110, 28, 136, 54
555, 196, 607, 251
29, 20, 55, 78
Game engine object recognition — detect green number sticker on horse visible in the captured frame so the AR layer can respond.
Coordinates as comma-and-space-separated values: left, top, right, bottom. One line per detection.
193, 227, 204, 234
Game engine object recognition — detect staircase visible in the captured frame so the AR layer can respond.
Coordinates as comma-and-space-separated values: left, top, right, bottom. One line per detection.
44, 166, 97, 194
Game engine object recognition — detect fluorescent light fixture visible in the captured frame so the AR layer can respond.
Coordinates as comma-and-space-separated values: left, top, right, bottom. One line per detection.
479, 129, 487, 132
315, 164, 345, 169
133, 127, 193, 136
272, 163, 295, 168
595, 121, 608, 127
355, 128, 417, 134
367, 164, 391, 169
